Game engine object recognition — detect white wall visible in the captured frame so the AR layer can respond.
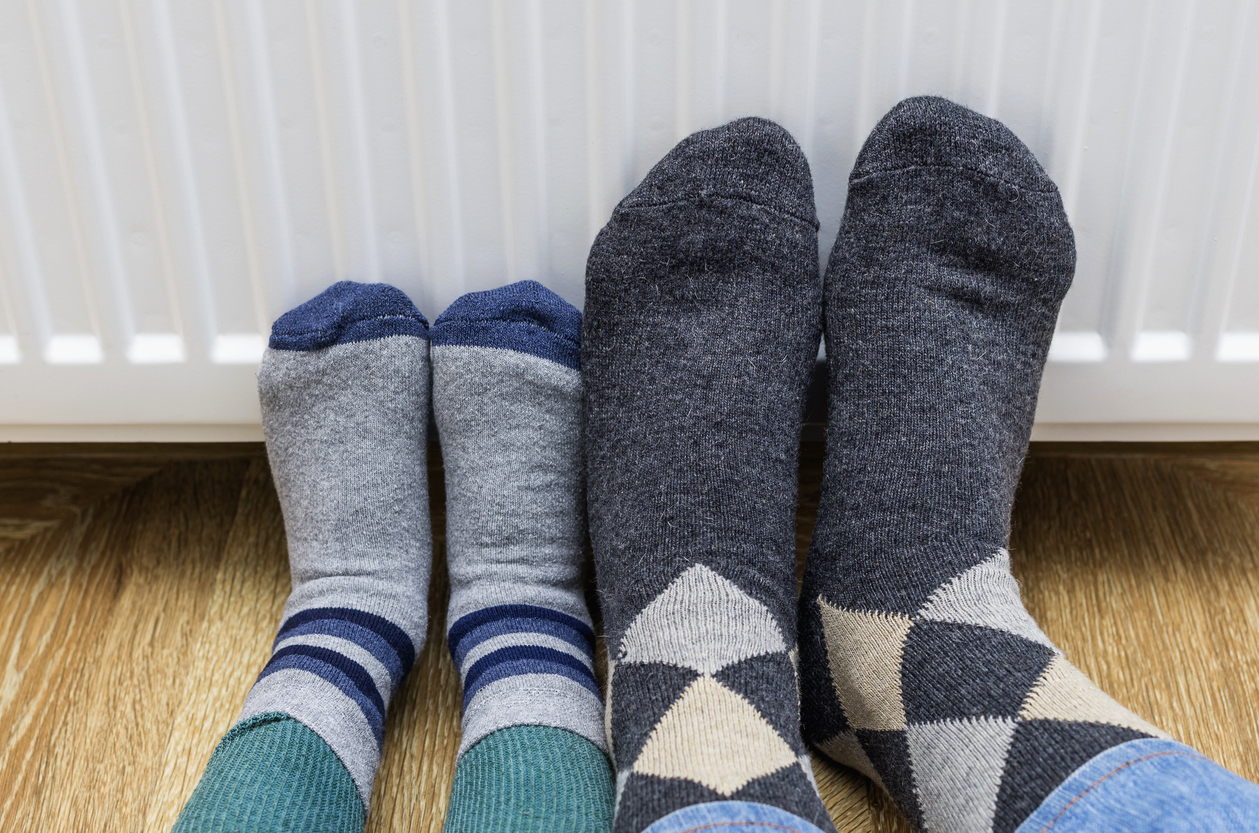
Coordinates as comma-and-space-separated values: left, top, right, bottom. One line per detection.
0, 0, 1256, 441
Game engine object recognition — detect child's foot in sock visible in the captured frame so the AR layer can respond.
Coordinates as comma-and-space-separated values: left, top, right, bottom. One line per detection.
432, 280, 613, 833
584, 119, 836, 833
798, 96, 1170, 833
173, 282, 433, 832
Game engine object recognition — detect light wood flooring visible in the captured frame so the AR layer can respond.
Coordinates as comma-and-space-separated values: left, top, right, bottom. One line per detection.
2, 441, 1258, 832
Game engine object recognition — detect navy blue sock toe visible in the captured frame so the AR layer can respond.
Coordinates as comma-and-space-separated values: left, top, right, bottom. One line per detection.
431, 280, 581, 371
269, 281, 430, 352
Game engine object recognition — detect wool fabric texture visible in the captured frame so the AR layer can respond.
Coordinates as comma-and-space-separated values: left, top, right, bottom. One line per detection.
432, 280, 613, 832
443, 725, 615, 833
583, 117, 836, 833
797, 96, 1169, 833
174, 281, 433, 832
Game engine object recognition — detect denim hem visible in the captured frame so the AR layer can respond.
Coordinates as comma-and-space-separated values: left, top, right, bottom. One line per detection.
1015, 737, 1259, 833
641, 801, 830, 833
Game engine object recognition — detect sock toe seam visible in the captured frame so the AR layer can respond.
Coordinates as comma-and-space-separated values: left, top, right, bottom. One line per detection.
271, 312, 429, 348
849, 164, 1059, 195
614, 194, 819, 230
432, 316, 579, 348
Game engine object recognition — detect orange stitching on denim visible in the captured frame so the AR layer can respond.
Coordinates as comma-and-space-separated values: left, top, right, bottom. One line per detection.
1035, 750, 1211, 832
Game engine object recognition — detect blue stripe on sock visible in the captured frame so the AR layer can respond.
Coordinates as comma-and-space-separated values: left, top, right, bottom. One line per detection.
447, 604, 594, 667
277, 607, 416, 678
258, 647, 386, 747
462, 645, 601, 705
448, 604, 594, 654
276, 617, 407, 686
449, 616, 594, 669
430, 280, 580, 370
268, 644, 387, 723
269, 281, 429, 351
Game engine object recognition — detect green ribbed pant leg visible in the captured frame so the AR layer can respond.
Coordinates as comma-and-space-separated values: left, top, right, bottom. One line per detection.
443, 725, 614, 833
172, 712, 363, 833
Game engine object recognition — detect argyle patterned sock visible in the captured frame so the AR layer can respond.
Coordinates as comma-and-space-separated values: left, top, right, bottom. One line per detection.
798, 96, 1169, 833
431, 281, 613, 833
583, 118, 836, 833
173, 282, 432, 832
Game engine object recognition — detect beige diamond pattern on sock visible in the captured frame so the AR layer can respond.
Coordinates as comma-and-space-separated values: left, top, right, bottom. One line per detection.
1019, 655, 1169, 738
813, 550, 1169, 833
631, 675, 798, 795
613, 563, 808, 798
817, 600, 913, 731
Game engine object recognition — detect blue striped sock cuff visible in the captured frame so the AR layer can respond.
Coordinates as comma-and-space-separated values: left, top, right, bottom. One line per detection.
261, 607, 417, 745
269, 281, 429, 351
430, 280, 580, 370
448, 604, 607, 759
274, 607, 416, 684
240, 606, 420, 809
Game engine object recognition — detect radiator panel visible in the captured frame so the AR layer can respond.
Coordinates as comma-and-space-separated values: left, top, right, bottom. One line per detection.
0, 0, 1254, 436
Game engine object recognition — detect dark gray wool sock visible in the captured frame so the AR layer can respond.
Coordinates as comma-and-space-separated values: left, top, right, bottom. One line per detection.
583, 118, 837, 833
798, 96, 1168, 833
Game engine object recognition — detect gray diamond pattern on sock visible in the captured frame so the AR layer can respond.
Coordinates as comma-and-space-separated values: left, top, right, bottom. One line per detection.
798, 97, 1169, 833
810, 551, 1166, 833
583, 116, 836, 833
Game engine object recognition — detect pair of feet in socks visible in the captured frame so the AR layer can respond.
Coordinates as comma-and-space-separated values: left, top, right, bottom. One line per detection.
174, 279, 613, 832
585, 96, 1227, 833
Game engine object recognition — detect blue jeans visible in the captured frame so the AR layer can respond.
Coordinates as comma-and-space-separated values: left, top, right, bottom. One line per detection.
1014, 738, 1259, 832
642, 739, 1259, 833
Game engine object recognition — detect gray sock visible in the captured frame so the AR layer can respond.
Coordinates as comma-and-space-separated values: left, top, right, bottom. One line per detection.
798, 97, 1167, 833
241, 281, 434, 814
432, 279, 614, 833
583, 118, 836, 833
431, 278, 608, 761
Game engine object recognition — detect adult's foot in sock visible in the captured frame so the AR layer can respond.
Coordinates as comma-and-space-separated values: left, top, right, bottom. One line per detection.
583, 118, 836, 833
172, 281, 433, 833
797, 96, 1172, 833
431, 280, 613, 833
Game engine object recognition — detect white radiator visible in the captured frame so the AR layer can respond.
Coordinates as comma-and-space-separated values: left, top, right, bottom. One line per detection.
0, 0, 1256, 441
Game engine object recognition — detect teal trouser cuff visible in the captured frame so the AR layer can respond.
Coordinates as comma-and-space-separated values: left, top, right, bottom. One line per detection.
171, 712, 363, 833
442, 724, 614, 833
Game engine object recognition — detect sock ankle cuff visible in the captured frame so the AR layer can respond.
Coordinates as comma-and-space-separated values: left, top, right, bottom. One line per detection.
269, 281, 429, 351
432, 280, 581, 370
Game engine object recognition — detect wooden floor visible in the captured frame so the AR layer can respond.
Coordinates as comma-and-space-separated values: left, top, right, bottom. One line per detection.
2, 441, 1259, 832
